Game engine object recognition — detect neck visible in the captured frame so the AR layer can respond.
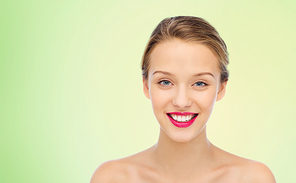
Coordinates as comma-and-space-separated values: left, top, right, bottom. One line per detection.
151, 126, 215, 177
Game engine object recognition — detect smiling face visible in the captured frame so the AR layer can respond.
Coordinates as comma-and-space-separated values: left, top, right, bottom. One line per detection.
143, 39, 227, 142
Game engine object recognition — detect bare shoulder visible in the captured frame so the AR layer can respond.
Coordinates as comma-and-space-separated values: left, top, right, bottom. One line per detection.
212, 146, 276, 183
90, 147, 156, 183
222, 153, 276, 182
90, 159, 129, 183
239, 160, 276, 183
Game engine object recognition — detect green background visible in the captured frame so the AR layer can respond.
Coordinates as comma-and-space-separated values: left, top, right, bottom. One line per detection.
1, 0, 295, 182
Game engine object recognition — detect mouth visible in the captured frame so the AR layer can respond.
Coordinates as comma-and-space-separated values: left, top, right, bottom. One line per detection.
166, 112, 198, 128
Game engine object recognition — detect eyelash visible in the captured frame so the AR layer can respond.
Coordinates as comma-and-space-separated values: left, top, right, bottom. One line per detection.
158, 80, 208, 87
158, 80, 172, 86
193, 81, 208, 87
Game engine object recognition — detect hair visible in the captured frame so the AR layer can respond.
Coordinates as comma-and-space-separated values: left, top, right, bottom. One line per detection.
141, 16, 229, 83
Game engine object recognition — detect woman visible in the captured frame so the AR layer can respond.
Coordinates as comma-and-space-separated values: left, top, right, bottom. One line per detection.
91, 16, 276, 182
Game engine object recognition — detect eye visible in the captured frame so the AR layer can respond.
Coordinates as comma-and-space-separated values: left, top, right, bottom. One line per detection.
193, 81, 207, 87
158, 80, 172, 86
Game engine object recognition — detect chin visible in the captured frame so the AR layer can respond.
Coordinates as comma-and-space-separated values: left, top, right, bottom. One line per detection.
159, 121, 208, 143
166, 129, 202, 143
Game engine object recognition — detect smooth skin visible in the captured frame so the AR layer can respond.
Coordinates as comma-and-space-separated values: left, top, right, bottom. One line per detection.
91, 39, 276, 183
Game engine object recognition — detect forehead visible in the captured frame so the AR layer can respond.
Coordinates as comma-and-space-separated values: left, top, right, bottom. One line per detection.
149, 39, 220, 77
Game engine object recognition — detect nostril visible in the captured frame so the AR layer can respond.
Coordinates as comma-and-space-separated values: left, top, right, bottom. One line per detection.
172, 89, 192, 108
172, 99, 192, 108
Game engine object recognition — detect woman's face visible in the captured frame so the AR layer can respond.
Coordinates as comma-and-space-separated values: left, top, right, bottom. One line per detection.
143, 39, 227, 142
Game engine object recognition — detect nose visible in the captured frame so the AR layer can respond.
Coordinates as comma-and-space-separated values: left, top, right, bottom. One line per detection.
172, 86, 192, 109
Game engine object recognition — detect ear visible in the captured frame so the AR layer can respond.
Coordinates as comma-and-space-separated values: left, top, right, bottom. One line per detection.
143, 78, 150, 99
216, 81, 227, 101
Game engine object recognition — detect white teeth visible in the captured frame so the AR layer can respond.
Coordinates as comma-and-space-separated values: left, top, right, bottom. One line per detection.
172, 115, 177, 121
170, 114, 195, 122
182, 116, 185, 121
178, 116, 182, 121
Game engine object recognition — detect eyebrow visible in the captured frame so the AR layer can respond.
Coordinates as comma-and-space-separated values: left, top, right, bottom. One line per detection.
152, 70, 215, 79
152, 70, 173, 76
193, 72, 215, 79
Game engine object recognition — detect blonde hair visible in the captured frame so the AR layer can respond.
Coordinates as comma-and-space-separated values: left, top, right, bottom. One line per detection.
141, 16, 229, 83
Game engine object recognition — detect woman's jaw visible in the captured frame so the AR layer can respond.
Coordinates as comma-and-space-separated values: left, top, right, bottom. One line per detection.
166, 112, 199, 128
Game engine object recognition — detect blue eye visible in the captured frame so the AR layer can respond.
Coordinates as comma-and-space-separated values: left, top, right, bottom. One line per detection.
159, 80, 172, 86
194, 82, 207, 87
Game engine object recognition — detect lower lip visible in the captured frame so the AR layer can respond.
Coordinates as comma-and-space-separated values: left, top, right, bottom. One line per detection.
167, 114, 198, 128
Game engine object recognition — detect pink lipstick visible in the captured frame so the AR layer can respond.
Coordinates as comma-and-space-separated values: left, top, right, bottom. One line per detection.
166, 112, 198, 128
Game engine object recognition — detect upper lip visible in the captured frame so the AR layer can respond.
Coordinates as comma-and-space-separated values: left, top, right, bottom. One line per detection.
167, 112, 198, 115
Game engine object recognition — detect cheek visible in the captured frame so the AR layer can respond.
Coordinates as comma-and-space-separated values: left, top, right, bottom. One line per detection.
194, 89, 217, 111
150, 87, 172, 112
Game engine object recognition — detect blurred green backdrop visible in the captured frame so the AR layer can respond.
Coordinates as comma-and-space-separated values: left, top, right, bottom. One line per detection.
1, 0, 296, 182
